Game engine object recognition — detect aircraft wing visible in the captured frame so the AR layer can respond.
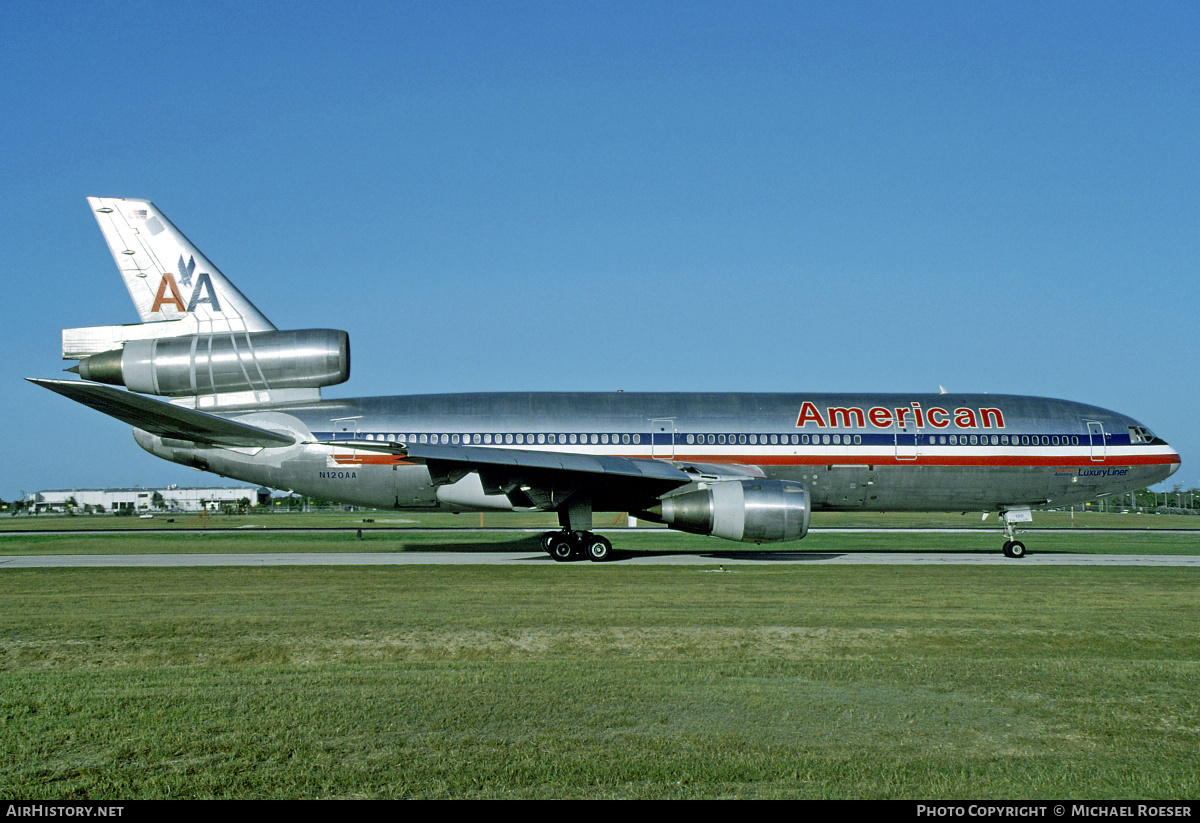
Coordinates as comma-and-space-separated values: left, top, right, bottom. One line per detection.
314, 437, 762, 512
318, 437, 693, 481
27, 378, 296, 448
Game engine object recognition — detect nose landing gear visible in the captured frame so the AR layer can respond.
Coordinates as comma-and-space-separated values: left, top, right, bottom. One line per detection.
1001, 539, 1027, 558
999, 508, 1031, 559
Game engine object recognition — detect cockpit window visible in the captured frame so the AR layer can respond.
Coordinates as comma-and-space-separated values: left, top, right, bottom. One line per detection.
1128, 425, 1156, 444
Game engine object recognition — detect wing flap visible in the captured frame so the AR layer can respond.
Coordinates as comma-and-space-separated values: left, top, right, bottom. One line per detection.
29, 378, 295, 447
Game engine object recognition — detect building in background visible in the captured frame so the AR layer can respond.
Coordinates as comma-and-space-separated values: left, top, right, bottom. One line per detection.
24, 486, 270, 514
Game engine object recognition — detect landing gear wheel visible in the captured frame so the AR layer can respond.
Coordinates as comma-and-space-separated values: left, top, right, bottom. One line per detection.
550, 535, 577, 562
540, 531, 558, 554
1002, 540, 1027, 559
584, 534, 613, 562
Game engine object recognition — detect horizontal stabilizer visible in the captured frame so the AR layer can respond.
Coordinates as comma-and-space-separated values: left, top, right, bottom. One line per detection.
28, 378, 295, 448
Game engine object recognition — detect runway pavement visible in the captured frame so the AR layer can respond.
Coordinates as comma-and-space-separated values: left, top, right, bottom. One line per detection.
2, 551, 1197, 567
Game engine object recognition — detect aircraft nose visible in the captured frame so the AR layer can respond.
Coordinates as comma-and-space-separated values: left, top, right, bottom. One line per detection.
1165, 449, 1181, 479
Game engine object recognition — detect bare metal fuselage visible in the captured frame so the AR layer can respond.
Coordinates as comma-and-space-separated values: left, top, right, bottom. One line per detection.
134, 390, 1178, 516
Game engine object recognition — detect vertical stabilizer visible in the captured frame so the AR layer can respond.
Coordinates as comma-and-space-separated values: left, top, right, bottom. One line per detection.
87, 197, 275, 333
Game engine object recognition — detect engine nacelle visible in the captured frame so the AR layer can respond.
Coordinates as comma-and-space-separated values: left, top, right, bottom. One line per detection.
643, 479, 810, 543
76, 328, 350, 397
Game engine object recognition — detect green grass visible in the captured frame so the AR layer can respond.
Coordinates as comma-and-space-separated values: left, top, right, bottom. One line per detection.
1, 526, 1197, 556
1, 563, 1197, 798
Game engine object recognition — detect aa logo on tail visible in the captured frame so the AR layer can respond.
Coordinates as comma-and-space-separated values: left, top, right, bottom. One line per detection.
150, 256, 223, 314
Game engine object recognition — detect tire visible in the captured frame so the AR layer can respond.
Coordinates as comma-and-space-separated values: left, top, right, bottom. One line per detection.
550, 538, 576, 562
585, 535, 613, 562
1007, 540, 1026, 559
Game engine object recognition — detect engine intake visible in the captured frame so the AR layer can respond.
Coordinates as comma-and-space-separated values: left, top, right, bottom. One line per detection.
76, 328, 350, 397
640, 479, 810, 543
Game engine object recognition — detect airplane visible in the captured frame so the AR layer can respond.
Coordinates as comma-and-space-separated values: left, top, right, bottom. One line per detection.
29, 197, 1182, 561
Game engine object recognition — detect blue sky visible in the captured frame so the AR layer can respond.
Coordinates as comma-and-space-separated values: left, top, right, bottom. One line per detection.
2, 1, 1196, 496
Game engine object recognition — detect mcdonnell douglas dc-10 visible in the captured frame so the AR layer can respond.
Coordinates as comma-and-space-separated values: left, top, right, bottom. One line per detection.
30, 198, 1181, 561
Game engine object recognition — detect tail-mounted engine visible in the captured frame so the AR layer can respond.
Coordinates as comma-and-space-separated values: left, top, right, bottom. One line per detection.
72, 328, 350, 398
639, 478, 810, 543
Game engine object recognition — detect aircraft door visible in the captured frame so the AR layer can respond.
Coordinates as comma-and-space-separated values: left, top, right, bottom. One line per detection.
650, 419, 675, 459
894, 419, 919, 461
330, 415, 361, 439
329, 415, 362, 463
1086, 420, 1106, 463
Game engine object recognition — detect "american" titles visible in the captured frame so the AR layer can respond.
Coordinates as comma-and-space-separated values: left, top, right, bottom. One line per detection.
797, 402, 1005, 430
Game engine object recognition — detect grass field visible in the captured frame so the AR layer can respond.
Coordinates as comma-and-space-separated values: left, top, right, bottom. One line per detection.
1, 528, 1198, 798
1, 522, 1198, 557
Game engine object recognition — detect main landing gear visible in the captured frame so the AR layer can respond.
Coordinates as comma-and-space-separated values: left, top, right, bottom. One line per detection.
540, 530, 614, 562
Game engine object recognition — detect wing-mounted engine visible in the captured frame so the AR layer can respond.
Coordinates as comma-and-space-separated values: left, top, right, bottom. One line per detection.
67, 328, 350, 407
638, 478, 810, 543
